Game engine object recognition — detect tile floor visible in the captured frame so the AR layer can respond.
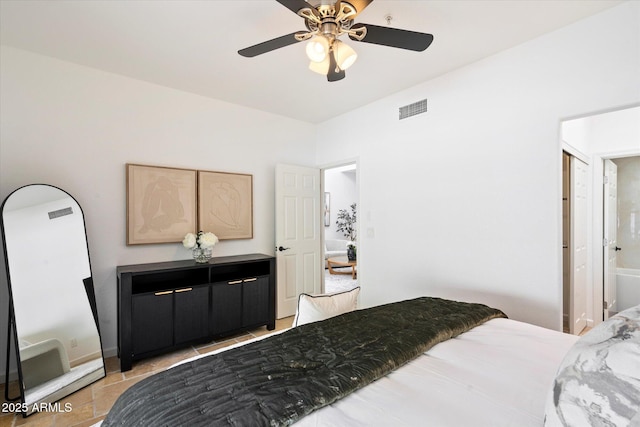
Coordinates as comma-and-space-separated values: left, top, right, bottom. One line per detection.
0, 317, 293, 427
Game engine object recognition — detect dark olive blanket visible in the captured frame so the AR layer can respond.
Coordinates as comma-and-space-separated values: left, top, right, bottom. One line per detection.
102, 297, 506, 427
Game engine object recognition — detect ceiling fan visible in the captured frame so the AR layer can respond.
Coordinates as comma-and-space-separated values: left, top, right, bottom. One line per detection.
238, 0, 434, 82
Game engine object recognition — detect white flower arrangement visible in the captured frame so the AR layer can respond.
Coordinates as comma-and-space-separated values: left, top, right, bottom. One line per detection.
346, 241, 357, 249
183, 231, 219, 249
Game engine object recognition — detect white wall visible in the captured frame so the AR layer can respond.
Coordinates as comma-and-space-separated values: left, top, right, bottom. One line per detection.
324, 167, 357, 240
0, 46, 316, 373
564, 107, 640, 156
590, 107, 640, 154
315, 1, 640, 330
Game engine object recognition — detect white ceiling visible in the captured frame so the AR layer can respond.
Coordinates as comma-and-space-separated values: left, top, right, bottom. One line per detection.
0, 0, 624, 123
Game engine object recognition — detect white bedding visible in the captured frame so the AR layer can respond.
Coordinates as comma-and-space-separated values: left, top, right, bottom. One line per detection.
296, 318, 577, 426
176, 317, 577, 426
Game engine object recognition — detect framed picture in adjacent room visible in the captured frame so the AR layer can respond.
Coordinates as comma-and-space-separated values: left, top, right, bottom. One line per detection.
324, 192, 330, 227
198, 170, 253, 240
126, 164, 197, 245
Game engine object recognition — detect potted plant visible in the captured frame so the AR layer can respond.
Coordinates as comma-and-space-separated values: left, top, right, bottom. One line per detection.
336, 203, 357, 260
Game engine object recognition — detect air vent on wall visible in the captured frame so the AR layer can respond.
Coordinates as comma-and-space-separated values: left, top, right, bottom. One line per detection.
399, 98, 428, 120
48, 207, 73, 219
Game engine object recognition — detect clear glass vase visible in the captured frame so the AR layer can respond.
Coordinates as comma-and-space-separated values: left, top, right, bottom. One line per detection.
192, 247, 212, 263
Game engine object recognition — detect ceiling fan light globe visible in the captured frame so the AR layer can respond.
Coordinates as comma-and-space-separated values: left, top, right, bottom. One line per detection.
339, 52, 357, 70
306, 36, 329, 62
309, 57, 330, 75
333, 40, 357, 70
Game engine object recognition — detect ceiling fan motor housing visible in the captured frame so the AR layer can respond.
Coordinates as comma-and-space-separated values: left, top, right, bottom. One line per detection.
301, 2, 358, 39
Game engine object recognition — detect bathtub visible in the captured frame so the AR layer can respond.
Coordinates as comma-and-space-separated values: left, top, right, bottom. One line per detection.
617, 268, 640, 312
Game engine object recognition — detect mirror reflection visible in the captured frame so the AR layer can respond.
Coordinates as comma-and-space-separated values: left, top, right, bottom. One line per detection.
2, 184, 105, 416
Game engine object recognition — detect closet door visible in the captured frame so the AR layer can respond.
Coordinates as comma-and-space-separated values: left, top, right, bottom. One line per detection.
569, 156, 588, 334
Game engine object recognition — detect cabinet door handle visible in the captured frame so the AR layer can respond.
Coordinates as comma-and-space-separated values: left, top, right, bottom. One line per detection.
243, 278, 257, 282
175, 287, 193, 293
154, 290, 173, 296
228, 280, 243, 285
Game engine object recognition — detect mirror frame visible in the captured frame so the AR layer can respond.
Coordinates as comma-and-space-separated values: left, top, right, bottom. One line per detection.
1, 184, 106, 417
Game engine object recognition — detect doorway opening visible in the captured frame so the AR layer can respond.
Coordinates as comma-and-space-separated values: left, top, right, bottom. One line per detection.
560, 105, 640, 331
322, 162, 358, 294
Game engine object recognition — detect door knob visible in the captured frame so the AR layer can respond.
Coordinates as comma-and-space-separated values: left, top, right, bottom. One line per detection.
615, 246, 622, 251
277, 246, 290, 252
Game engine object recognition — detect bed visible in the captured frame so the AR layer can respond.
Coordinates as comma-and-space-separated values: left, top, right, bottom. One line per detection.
101, 290, 640, 426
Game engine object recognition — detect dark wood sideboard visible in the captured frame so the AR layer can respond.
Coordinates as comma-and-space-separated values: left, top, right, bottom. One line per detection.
117, 253, 276, 372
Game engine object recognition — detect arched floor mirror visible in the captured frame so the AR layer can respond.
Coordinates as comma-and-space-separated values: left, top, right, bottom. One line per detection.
1, 184, 105, 417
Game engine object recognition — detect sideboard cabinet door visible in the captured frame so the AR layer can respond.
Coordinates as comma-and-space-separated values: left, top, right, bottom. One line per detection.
242, 276, 270, 327
210, 280, 242, 335
132, 291, 173, 356
174, 285, 210, 345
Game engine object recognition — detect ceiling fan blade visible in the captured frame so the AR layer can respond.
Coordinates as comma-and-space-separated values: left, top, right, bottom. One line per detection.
238, 32, 302, 57
276, 0, 314, 14
327, 50, 346, 82
343, 0, 373, 17
349, 23, 433, 52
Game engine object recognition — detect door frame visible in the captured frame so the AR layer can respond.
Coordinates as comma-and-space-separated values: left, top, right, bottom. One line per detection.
319, 158, 360, 293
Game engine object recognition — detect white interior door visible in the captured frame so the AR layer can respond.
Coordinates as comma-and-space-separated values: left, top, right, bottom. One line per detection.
275, 164, 322, 318
569, 156, 588, 334
603, 159, 618, 320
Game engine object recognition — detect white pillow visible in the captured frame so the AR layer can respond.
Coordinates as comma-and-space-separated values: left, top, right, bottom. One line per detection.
544, 304, 640, 426
293, 287, 360, 327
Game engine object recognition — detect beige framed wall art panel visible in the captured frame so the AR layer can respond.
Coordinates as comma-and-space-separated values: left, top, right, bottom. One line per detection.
198, 170, 253, 240
127, 164, 197, 245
